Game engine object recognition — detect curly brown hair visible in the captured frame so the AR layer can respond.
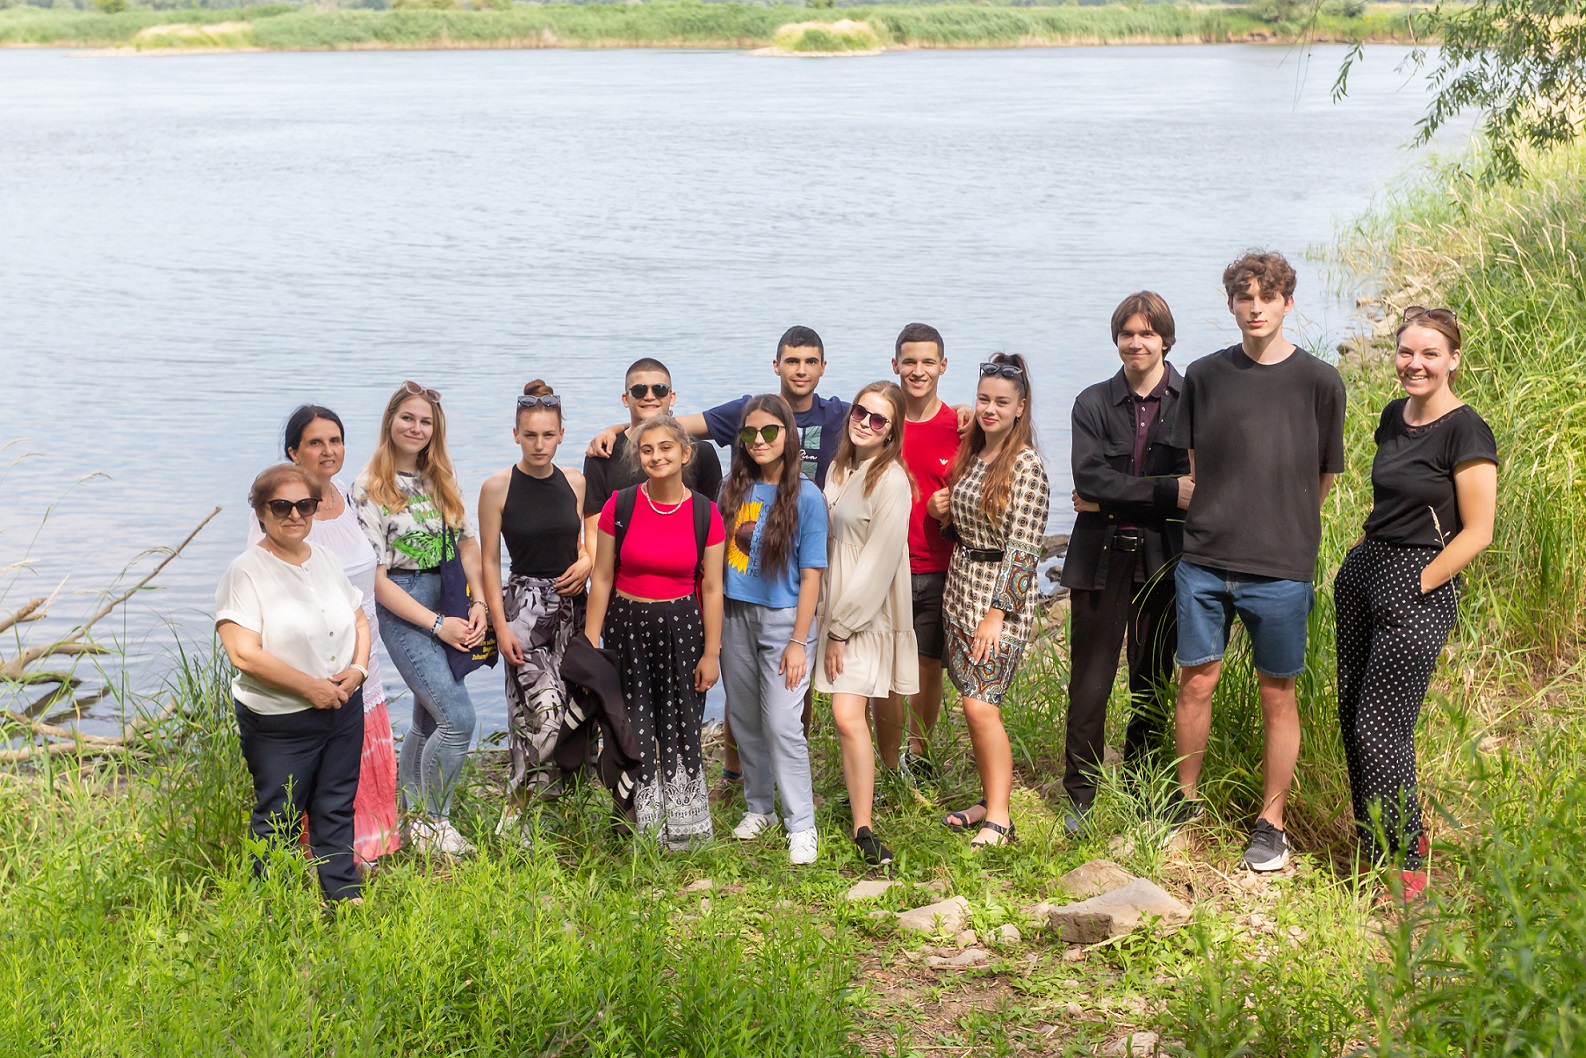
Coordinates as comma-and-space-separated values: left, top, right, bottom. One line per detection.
1222, 249, 1297, 301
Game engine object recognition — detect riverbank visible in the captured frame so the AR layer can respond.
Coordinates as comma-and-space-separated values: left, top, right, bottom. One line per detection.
7, 141, 1585, 1053
0, 3, 1424, 53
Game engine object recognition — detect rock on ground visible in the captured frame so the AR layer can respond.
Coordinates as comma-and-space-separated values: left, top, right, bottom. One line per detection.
895, 896, 971, 935
682, 878, 714, 893
1102, 1031, 1160, 1056
993, 924, 1021, 945
925, 948, 989, 970
1048, 879, 1190, 944
954, 929, 978, 947
1056, 859, 1136, 900
845, 879, 897, 902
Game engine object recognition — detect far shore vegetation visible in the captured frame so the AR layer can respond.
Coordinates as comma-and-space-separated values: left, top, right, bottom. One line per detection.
0, 1, 1428, 52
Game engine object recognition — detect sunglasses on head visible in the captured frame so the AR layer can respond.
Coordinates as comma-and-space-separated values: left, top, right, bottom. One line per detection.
1402, 306, 1458, 325
849, 405, 891, 432
628, 383, 671, 401
738, 424, 783, 446
401, 380, 442, 402
979, 362, 1025, 380
265, 498, 320, 519
516, 393, 563, 410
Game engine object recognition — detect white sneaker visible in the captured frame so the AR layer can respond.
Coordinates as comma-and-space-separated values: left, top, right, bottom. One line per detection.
409, 817, 475, 856
732, 812, 777, 840
788, 827, 818, 865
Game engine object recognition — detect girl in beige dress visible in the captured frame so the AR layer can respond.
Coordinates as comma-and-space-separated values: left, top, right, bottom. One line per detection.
815, 381, 918, 867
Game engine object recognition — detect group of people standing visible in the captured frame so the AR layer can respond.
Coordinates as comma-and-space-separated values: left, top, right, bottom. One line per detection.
215, 249, 1496, 906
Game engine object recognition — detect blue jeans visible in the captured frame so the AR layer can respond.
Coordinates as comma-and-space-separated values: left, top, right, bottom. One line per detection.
379, 569, 476, 818
1174, 560, 1314, 679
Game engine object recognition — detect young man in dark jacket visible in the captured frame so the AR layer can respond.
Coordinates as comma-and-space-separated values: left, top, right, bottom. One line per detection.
1062, 291, 1193, 830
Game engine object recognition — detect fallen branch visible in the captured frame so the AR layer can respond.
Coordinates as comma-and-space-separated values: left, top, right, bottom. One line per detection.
0, 598, 46, 636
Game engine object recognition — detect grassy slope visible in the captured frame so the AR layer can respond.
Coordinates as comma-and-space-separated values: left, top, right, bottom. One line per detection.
0, 3, 1420, 50
5, 147, 1585, 1055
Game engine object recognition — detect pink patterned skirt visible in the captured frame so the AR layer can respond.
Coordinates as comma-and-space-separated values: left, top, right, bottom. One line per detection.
301, 698, 401, 865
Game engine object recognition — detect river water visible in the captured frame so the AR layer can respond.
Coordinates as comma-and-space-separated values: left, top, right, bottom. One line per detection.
0, 44, 1461, 734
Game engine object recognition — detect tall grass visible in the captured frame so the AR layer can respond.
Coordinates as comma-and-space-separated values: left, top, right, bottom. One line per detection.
0, 3, 1420, 50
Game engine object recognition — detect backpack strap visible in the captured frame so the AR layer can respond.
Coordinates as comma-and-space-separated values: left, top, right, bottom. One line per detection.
611, 485, 640, 581
690, 489, 711, 578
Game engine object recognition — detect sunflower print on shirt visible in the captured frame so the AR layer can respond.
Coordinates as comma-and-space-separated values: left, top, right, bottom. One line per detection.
726, 498, 764, 576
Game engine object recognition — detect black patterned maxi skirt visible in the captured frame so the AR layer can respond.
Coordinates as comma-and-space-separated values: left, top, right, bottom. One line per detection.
606, 595, 712, 849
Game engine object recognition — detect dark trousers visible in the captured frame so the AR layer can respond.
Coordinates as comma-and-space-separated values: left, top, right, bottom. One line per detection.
235, 692, 364, 901
1063, 544, 1177, 809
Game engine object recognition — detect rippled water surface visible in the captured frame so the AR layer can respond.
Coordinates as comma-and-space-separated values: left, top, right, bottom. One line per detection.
0, 44, 1460, 732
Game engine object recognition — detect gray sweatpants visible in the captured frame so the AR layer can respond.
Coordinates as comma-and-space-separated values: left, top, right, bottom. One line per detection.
721, 598, 816, 834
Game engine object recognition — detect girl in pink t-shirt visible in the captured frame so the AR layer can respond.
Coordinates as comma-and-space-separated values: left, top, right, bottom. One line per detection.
584, 415, 726, 849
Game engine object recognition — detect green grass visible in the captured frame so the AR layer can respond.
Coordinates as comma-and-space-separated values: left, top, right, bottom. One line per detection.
0, 3, 1422, 50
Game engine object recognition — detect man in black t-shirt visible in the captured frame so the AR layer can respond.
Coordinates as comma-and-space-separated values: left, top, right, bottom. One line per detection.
580, 357, 723, 551
1164, 250, 1347, 873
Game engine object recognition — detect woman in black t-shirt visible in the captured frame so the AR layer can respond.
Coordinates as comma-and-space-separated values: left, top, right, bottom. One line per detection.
1333, 307, 1497, 904
479, 381, 592, 842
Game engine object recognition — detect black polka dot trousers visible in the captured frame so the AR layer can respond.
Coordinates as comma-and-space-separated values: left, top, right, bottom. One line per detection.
1334, 540, 1458, 870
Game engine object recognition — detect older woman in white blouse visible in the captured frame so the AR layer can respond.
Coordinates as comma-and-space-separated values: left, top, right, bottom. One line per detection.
218, 463, 371, 903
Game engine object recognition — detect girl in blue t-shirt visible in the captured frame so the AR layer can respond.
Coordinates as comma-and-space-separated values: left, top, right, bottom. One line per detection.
717, 394, 829, 865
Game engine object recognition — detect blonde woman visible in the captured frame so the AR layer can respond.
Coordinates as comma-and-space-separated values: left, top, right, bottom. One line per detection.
938, 353, 1050, 848
355, 381, 489, 857
815, 381, 917, 867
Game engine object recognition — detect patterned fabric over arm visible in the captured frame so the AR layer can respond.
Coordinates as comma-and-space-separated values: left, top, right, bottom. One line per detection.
988, 449, 1051, 616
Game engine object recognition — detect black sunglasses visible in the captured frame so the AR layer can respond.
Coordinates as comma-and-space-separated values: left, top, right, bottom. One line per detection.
738, 424, 783, 446
516, 394, 563, 410
849, 404, 891, 432
264, 498, 320, 519
628, 383, 671, 401
1403, 306, 1458, 325
979, 362, 1025, 380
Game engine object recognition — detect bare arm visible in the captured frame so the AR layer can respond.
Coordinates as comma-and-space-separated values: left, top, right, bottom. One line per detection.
694, 540, 725, 692
1421, 460, 1497, 592
583, 528, 616, 645
554, 468, 594, 596
478, 473, 520, 665
676, 412, 712, 441
217, 620, 348, 709
780, 565, 823, 690
1319, 472, 1337, 504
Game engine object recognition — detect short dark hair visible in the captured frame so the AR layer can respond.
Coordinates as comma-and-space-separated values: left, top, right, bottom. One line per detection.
282, 405, 344, 462
1223, 249, 1297, 300
625, 358, 671, 383
248, 463, 322, 513
776, 326, 824, 361
894, 322, 944, 359
1109, 292, 1176, 353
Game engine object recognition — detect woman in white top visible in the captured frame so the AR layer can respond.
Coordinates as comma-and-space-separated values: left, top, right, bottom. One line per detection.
217, 463, 372, 903
815, 381, 918, 868
250, 406, 400, 867
355, 381, 489, 857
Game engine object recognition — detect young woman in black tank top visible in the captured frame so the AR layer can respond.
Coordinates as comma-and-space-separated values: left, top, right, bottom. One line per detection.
479, 381, 591, 839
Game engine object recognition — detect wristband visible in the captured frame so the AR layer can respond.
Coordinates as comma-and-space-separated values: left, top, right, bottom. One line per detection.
826, 632, 848, 644
349, 663, 369, 680
430, 614, 445, 638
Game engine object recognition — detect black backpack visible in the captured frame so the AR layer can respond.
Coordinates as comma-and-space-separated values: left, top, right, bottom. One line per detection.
610, 484, 713, 588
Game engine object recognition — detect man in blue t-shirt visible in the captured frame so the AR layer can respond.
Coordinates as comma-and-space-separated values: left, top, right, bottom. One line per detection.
587, 326, 849, 489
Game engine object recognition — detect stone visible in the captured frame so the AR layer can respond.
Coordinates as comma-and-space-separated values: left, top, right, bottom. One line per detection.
866, 910, 891, 921
1064, 1001, 1084, 1018
682, 878, 714, 893
895, 896, 971, 935
1102, 745, 1124, 767
846, 879, 897, 902
1062, 946, 1086, 963
954, 929, 978, 947
994, 924, 1022, 945
1056, 859, 1137, 901
1106, 834, 1138, 859
1102, 1031, 1160, 1056
926, 948, 989, 970
1047, 879, 1191, 944
1022, 901, 1055, 924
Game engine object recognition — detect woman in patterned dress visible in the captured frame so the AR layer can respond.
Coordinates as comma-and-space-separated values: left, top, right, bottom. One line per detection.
937, 353, 1050, 847
478, 381, 591, 843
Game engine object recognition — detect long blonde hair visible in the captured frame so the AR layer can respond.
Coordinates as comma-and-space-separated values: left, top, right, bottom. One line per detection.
362, 383, 468, 527
831, 381, 914, 498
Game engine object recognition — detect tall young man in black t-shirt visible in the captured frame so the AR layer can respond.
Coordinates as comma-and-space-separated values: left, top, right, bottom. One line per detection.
1166, 251, 1346, 872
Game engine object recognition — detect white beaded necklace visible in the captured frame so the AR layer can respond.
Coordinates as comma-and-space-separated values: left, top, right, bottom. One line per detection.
641, 482, 686, 516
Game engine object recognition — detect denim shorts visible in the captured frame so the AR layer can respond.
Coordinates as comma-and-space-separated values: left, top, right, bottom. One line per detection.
1174, 560, 1314, 679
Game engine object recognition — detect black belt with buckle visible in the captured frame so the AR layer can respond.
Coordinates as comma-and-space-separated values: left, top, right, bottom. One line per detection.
1112, 529, 1145, 553
962, 546, 1006, 562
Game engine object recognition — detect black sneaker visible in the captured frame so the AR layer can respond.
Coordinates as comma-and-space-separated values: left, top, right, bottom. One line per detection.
1242, 819, 1292, 872
1158, 791, 1205, 847
1063, 801, 1092, 835
853, 826, 894, 867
